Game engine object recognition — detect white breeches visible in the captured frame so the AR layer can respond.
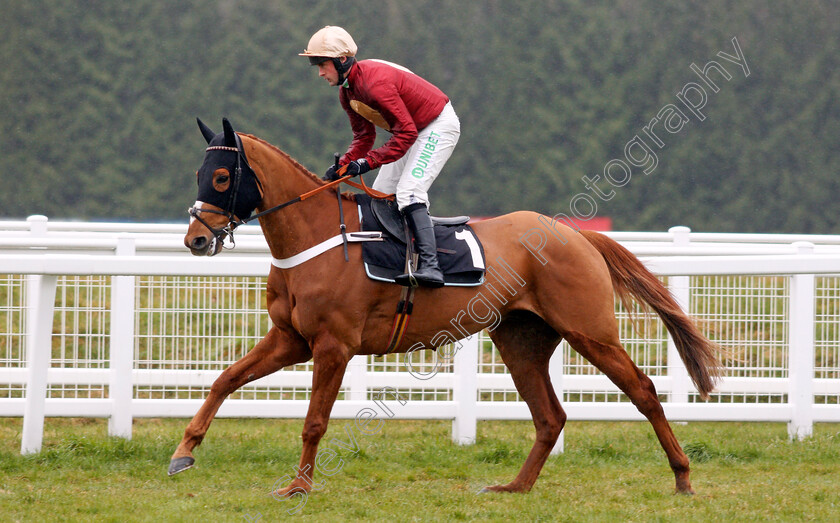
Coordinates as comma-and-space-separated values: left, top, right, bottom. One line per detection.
372, 101, 460, 210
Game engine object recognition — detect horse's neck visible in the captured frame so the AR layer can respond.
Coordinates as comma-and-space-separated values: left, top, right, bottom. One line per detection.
243, 136, 338, 260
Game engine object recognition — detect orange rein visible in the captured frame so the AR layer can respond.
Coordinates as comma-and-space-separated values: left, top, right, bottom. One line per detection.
299, 173, 394, 202
241, 172, 392, 226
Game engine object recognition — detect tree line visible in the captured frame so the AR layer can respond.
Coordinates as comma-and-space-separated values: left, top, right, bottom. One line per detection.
2, 0, 838, 233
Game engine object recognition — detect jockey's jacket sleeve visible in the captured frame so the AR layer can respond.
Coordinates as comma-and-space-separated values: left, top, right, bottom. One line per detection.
340, 90, 376, 162
339, 60, 449, 169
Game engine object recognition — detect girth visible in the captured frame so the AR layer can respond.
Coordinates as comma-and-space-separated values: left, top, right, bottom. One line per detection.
372, 201, 470, 355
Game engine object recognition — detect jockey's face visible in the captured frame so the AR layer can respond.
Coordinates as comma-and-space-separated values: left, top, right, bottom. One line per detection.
317, 59, 340, 86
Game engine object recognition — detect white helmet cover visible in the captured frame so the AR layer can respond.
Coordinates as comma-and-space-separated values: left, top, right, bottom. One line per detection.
299, 26, 358, 59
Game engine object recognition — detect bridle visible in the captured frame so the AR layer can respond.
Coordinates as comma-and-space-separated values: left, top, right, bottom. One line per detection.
188, 135, 260, 249
188, 133, 393, 251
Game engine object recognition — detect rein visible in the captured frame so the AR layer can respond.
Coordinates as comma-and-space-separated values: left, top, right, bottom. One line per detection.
189, 134, 392, 249
190, 135, 417, 356
244, 171, 392, 225
188, 141, 254, 248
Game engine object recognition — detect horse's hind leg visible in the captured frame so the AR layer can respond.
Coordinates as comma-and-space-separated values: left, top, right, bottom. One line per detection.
564, 330, 694, 494
168, 326, 310, 475
481, 311, 565, 493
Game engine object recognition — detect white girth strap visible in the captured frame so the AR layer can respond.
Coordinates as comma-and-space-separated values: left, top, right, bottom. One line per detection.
271, 231, 383, 269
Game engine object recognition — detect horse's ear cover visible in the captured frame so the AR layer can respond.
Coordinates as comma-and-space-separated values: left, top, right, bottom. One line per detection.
194, 117, 262, 221
222, 118, 237, 148
197, 118, 216, 144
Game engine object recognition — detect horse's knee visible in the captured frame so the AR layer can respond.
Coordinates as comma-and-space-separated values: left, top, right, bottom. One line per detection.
301, 420, 327, 446
209, 371, 236, 396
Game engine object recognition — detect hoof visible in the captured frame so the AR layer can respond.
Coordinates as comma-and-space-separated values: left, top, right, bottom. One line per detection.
168, 456, 195, 476
477, 483, 528, 494
675, 479, 696, 495
477, 485, 511, 494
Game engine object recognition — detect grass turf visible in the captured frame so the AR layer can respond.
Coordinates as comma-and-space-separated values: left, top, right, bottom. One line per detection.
1, 418, 838, 522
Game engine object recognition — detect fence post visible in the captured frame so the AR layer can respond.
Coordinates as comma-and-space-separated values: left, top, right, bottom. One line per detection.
788, 241, 815, 440
452, 333, 478, 445
667, 227, 691, 404
347, 355, 368, 402
109, 236, 136, 439
21, 215, 57, 454
549, 343, 565, 454
26, 215, 49, 236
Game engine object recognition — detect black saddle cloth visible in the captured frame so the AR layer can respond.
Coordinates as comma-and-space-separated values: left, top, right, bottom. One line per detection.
355, 194, 486, 286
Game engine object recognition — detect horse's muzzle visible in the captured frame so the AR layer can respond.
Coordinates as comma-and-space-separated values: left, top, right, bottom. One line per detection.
185, 231, 222, 256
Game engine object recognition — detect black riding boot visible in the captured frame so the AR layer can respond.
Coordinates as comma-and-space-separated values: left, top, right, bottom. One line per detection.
395, 203, 445, 288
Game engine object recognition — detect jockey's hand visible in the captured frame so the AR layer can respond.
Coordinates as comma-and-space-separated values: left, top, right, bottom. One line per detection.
341, 159, 370, 177
322, 165, 340, 182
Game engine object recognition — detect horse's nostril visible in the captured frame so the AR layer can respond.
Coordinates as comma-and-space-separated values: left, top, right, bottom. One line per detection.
191, 236, 207, 250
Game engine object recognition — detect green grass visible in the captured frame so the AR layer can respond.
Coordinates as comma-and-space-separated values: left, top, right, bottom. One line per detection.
1, 419, 839, 522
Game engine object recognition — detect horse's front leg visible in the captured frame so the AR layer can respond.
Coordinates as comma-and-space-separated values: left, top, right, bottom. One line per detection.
272, 334, 351, 498
168, 326, 310, 475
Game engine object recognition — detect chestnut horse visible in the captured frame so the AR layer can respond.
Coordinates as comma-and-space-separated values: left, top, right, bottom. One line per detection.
172, 118, 722, 496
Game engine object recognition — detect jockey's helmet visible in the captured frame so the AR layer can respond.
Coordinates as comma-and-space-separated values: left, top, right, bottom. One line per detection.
299, 26, 357, 84
299, 26, 357, 63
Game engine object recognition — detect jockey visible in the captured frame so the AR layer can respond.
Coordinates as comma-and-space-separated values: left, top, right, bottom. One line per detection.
300, 26, 461, 288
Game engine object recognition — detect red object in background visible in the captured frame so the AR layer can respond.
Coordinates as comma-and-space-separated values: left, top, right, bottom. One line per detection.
563, 216, 612, 231
469, 215, 612, 231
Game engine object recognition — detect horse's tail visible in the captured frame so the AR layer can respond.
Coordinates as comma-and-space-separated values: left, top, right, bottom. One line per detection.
579, 229, 723, 399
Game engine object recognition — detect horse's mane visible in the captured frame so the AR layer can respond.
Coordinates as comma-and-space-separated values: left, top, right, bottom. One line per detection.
241, 133, 321, 183
241, 133, 357, 202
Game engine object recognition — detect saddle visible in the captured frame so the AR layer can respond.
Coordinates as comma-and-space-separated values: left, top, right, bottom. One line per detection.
370, 198, 470, 244
356, 194, 486, 287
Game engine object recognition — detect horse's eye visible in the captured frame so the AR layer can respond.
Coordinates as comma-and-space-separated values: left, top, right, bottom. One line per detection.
213, 168, 231, 192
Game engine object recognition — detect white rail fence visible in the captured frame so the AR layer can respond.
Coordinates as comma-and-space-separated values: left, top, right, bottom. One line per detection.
1, 216, 839, 455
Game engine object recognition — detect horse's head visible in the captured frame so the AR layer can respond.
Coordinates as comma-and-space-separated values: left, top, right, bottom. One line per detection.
184, 118, 263, 256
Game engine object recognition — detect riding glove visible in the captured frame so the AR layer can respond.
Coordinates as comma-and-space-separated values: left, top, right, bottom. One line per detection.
342, 159, 370, 177
323, 165, 339, 181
